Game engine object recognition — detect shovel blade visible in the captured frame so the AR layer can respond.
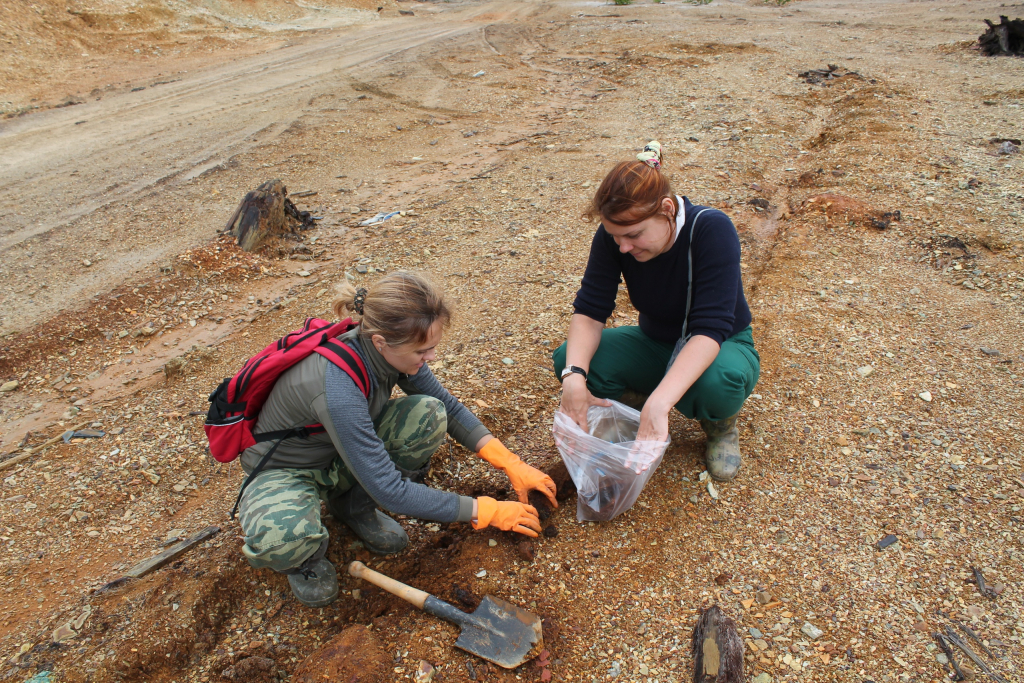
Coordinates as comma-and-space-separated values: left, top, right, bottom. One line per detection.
454, 595, 544, 669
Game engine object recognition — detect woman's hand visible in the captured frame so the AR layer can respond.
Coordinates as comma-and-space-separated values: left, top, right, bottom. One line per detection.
559, 373, 611, 432
477, 438, 558, 508
636, 397, 670, 443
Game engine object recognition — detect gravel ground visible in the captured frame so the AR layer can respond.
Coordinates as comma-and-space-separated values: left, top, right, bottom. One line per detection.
0, 0, 1022, 682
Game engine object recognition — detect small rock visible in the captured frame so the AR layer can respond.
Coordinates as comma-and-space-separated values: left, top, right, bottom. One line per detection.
0, 380, 19, 392
856, 365, 874, 377
775, 530, 791, 544
961, 664, 977, 680
752, 674, 773, 683
165, 528, 185, 542
913, 620, 930, 632
475, 569, 487, 578
502, 357, 514, 365
351, 589, 361, 600
800, 622, 823, 640
298, 271, 310, 277
749, 627, 764, 639
543, 524, 559, 538
689, 494, 699, 504
637, 622, 647, 636
936, 653, 949, 665
877, 534, 898, 550
932, 528, 945, 539
979, 347, 1000, 356
82, 259, 92, 267
828, 476, 841, 487
608, 660, 621, 678
487, 538, 497, 547
909, 287, 921, 295
714, 572, 732, 585
918, 391, 932, 402
707, 480, 719, 500
142, 469, 161, 485
756, 591, 773, 605
517, 541, 536, 561
173, 484, 186, 492
414, 660, 435, 683
164, 356, 186, 380
356, 264, 368, 274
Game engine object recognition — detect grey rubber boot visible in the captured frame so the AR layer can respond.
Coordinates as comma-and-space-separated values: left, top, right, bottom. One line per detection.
286, 557, 339, 608
700, 414, 741, 481
327, 484, 409, 555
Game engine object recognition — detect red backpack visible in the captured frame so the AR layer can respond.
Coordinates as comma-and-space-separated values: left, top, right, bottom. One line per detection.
203, 317, 371, 515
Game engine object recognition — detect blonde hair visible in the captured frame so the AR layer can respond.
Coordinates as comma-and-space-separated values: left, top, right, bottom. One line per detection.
333, 271, 451, 347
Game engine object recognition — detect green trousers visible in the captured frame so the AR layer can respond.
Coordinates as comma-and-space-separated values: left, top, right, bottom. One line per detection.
238, 395, 446, 572
552, 326, 760, 422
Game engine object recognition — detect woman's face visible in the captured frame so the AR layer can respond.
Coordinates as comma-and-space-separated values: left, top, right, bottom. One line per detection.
602, 197, 676, 262
372, 319, 443, 375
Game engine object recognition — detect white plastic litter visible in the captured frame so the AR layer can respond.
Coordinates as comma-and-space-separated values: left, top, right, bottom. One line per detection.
553, 401, 669, 522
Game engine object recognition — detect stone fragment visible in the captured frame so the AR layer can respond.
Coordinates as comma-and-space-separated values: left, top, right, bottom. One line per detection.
414, 661, 435, 683
918, 391, 932, 402
877, 534, 898, 550
800, 622, 823, 640
752, 674, 773, 683
856, 365, 874, 377
756, 591, 773, 604
517, 541, 536, 562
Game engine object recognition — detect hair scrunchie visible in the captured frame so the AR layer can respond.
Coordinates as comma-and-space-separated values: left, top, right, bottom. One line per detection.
636, 140, 662, 169
353, 287, 368, 315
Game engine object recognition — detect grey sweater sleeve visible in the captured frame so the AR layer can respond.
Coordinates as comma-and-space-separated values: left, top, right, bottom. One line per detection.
317, 363, 474, 523
398, 365, 491, 450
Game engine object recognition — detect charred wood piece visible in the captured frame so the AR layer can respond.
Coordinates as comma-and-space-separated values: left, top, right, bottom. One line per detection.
935, 633, 967, 681
691, 605, 744, 683
978, 16, 1024, 56
224, 179, 318, 252
970, 565, 998, 599
798, 64, 861, 85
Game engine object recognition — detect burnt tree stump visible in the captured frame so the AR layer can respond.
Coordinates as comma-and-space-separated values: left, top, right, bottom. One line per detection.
224, 179, 317, 252
691, 605, 744, 683
978, 16, 1024, 56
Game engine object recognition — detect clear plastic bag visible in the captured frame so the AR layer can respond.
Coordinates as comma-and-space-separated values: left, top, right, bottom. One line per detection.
553, 401, 670, 522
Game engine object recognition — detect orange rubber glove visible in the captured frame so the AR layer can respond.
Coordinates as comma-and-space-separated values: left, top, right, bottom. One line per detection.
472, 496, 541, 537
478, 438, 558, 508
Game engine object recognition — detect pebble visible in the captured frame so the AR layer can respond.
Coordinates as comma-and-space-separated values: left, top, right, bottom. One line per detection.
414, 660, 435, 683
752, 675, 773, 683
749, 627, 764, 639
475, 569, 487, 578
517, 541, 536, 561
487, 538, 497, 547
707, 481, 719, 500
936, 653, 949, 665
351, 589, 361, 600
356, 264, 368, 274
775, 530, 791, 544
800, 622, 823, 640
608, 661, 621, 677
856, 365, 874, 377
877, 534, 898, 550
502, 357, 514, 365
918, 391, 932, 402
0, 380, 18, 392
165, 528, 185, 542
979, 347, 1000, 356
756, 591, 773, 604
298, 271, 310, 277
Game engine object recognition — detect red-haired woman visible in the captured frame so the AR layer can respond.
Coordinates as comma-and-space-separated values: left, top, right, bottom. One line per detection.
553, 142, 759, 481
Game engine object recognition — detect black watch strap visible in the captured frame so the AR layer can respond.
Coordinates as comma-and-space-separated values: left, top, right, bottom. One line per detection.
560, 365, 587, 382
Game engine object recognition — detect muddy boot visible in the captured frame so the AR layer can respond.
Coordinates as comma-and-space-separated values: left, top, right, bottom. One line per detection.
285, 544, 338, 608
327, 485, 409, 555
616, 389, 649, 411
700, 414, 741, 481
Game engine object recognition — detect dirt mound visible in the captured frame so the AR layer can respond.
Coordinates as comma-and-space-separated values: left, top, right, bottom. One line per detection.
0, 0, 388, 116
796, 193, 901, 229
292, 625, 387, 683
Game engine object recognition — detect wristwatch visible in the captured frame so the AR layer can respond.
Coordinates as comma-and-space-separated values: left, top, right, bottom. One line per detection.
560, 365, 588, 382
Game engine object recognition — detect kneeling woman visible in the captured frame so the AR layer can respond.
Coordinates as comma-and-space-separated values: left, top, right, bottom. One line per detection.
239, 272, 556, 607
554, 142, 760, 480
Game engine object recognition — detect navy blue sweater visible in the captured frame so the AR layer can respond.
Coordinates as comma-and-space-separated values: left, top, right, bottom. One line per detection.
573, 197, 751, 346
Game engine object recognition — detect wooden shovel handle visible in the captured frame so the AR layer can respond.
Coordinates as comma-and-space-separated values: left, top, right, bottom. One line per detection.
347, 561, 430, 609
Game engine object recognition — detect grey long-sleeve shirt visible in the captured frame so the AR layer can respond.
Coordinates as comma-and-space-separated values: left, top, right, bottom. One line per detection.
239, 330, 487, 523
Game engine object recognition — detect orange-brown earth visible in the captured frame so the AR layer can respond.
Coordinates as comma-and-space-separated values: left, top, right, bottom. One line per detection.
0, 0, 1022, 682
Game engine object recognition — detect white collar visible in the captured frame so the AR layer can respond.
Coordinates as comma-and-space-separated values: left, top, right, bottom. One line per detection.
673, 195, 686, 243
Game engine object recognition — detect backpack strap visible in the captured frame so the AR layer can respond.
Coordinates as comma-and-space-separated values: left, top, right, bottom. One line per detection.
316, 337, 371, 398
681, 208, 716, 344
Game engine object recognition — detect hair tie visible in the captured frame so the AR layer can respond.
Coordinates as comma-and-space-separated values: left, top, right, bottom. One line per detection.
353, 287, 368, 315
636, 140, 662, 169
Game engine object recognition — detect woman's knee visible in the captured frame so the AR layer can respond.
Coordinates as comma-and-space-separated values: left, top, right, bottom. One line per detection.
687, 363, 752, 421
378, 395, 447, 468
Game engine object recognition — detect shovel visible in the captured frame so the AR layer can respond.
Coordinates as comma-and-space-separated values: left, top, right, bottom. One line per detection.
348, 561, 544, 669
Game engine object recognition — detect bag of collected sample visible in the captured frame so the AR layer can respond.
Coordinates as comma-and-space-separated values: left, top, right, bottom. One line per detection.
553, 401, 669, 522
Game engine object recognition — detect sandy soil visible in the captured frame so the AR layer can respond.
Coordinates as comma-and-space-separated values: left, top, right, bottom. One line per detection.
0, 0, 1022, 682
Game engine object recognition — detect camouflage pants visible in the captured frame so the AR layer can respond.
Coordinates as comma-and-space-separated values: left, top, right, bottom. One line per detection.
239, 395, 447, 572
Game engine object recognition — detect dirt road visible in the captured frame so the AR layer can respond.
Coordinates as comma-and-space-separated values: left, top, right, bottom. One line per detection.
0, 0, 1022, 682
